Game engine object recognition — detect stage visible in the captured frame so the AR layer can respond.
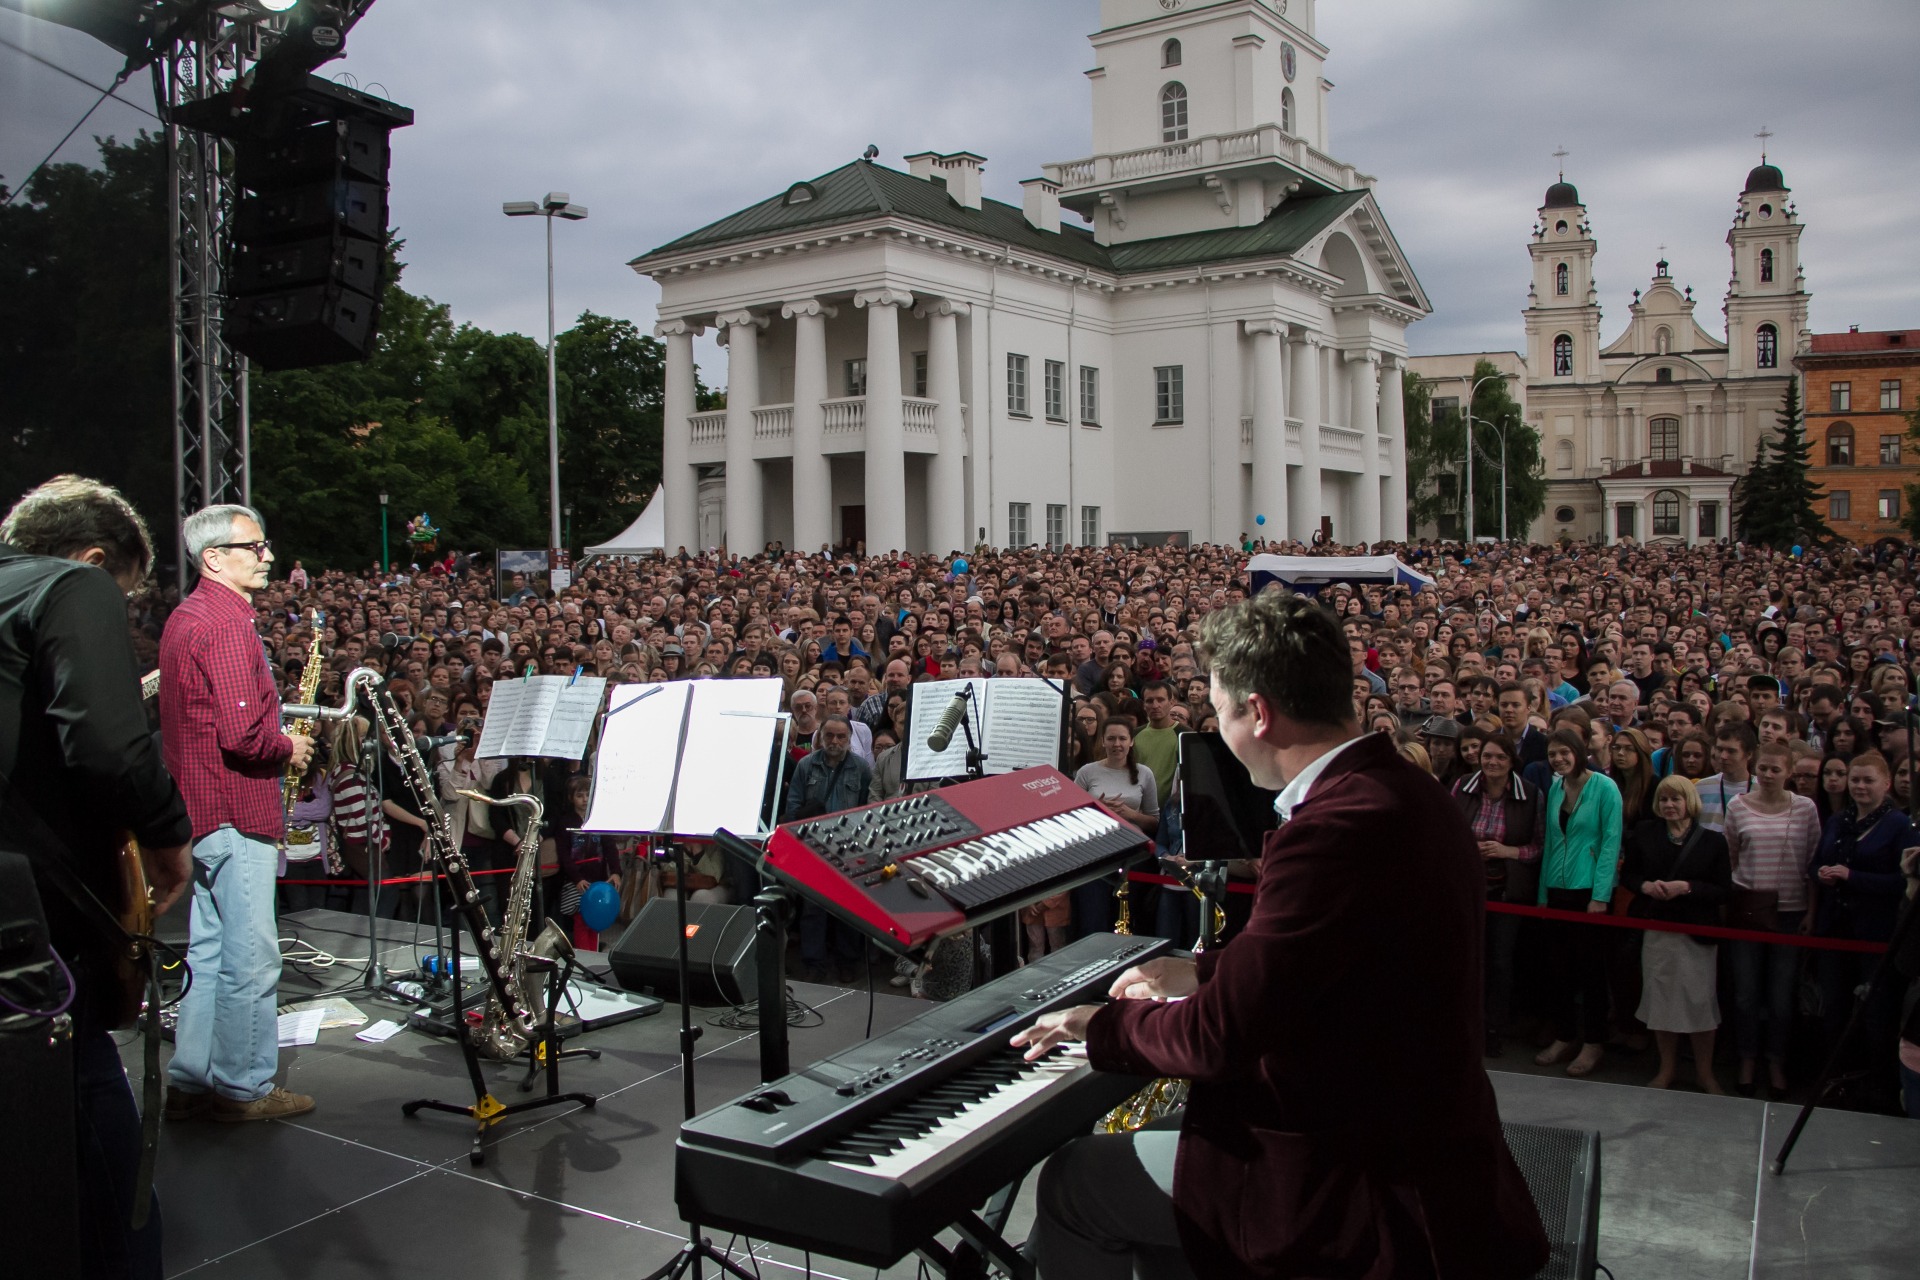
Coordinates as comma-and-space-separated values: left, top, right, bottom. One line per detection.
133, 910, 1919, 1279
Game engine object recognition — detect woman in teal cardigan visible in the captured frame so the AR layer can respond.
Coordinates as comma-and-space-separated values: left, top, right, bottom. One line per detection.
1535, 727, 1624, 1076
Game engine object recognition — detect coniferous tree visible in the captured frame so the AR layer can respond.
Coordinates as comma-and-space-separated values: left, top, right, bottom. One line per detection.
1736, 382, 1832, 549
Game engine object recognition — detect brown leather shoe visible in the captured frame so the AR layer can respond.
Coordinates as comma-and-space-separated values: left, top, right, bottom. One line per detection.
163, 1087, 212, 1121
209, 1086, 315, 1123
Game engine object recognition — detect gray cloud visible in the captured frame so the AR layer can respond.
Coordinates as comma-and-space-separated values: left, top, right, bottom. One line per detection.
5, 0, 1914, 383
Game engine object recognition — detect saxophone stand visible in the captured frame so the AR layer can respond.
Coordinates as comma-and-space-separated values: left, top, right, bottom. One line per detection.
400, 873, 597, 1166
515, 937, 600, 1094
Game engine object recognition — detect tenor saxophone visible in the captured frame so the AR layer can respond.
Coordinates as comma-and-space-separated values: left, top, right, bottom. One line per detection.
456, 787, 550, 1060
1097, 868, 1225, 1134
367, 687, 537, 1051
282, 610, 325, 841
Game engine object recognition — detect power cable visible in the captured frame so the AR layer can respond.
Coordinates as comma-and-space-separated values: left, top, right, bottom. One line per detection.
0, 34, 162, 122
3, 67, 132, 206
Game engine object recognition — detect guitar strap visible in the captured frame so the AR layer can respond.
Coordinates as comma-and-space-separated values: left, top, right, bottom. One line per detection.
0, 781, 168, 1231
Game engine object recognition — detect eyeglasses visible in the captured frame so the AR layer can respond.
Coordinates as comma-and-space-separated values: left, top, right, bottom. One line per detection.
212, 540, 273, 559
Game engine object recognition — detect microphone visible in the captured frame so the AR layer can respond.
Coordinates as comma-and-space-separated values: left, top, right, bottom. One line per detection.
282, 703, 353, 722
414, 732, 470, 754
925, 689, 971, 753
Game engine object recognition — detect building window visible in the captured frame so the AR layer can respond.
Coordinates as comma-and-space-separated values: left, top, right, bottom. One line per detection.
843, 359, 867, 397
1756, 323, 1778, 369
1656, 367, 1673, 383
1044, 360, 1066, 421
1553, 333, 1573, 377
1879, 490, 1902, 521
1698, 502, 1720, 539
912, 351, 928, 399
1081, 505, 1100, 546
1554, 505, 1577, 524
1006, 353, 1029, 415
1431, 395, 1459, 428
1615, 504, 1636, 539
1079, 365, 1100, 425
1555, 263, 1568, 295
1881, 434, 1903, 465
1652, 490, 1682, 537
1045, 504, 1066, 551
1160, 83, 1188, 143
1830, 381, 1851, 412
1827, 422, 1854, 466
1008, 502, 1030, 547
1828, 490, 1850, 521
1649, 415, 1680, 461
1555, 440, 1573, 471
1281, 88, 1294, 134
1881, 379, 1902, 410
1162, 38, 1181, 67
1154, 365, 1185, 423
1760, 248, 1774, 283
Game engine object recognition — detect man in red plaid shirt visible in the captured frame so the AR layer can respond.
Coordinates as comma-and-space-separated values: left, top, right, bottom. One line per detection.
160, 504, 316, 1123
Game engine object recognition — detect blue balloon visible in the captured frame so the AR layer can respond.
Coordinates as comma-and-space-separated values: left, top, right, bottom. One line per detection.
579, 881, 620, 934
1791, 545, 1803, 557
951, 557, 968, 574
1254, 514, 1266, 526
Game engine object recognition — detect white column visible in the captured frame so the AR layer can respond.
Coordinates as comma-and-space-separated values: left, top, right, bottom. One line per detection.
1245, 319, 1288, 544
781, 298, 835, 554
654, 318, 702, 554
1347, 350, 1382, 545
1290, 332, 1322, 542
1685, 492, 1698, 547
917, 298, 969, 555
855, 287, 913, 554
716, 310, 767, 555
1379, 353, 1408, 541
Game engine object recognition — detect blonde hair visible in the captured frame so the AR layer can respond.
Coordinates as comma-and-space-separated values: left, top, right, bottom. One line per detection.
1653, 773, 1702, 819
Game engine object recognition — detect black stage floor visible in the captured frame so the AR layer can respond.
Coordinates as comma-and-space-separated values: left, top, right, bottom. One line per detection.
132, 910, 1919, 1279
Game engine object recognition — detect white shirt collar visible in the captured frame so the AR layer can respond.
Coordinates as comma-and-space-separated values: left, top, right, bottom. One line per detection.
1273, 735, 1369, 822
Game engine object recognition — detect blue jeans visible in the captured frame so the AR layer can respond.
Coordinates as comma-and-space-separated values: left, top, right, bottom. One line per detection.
1727, 909, 1805, 1065
167, 827, 283, 1102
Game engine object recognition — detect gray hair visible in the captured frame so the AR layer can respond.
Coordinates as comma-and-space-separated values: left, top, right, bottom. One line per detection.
1, 474, 153, 580
183, 503, 265, 573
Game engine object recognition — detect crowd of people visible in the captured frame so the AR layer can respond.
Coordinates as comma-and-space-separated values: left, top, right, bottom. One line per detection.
115, 526, 1920, 1117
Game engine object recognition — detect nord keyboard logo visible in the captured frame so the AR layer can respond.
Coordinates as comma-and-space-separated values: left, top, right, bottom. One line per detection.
1021, 776, 1063, 797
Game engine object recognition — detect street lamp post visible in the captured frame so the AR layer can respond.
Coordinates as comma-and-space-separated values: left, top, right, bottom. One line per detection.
503, 192, 589, 561
564, 502, 573, 551
1461, 372, 1515, 543
378, 491, 389, 573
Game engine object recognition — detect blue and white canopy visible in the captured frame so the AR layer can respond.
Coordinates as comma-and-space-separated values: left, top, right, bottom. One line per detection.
1245, 554, 1436, 597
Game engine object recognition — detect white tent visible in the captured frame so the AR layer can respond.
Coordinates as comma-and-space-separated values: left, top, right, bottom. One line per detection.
1245, 553, 1437, 596
583, 486, 666, 557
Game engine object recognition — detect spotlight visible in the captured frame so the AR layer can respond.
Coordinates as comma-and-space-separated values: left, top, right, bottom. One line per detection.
255, 0, 302, 12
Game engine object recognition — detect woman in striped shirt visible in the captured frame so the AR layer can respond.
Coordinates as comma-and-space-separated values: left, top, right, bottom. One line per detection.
1722, 741, 1821, 1097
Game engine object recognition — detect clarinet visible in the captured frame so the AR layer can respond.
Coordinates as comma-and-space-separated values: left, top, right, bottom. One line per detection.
369, 688, 536, 1044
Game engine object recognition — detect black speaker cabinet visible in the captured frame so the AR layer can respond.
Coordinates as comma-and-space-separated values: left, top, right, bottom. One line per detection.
0, 853, 79, 1279
608, 899, 759, 1007
1502, 1121, 1601, 1280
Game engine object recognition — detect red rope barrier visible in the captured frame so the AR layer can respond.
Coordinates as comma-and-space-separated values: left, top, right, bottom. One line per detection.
1123, 870, 1889, 955
276, 864, 543, 887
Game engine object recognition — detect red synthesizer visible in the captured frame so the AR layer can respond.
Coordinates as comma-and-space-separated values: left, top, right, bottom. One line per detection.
762, 766, 1152, 952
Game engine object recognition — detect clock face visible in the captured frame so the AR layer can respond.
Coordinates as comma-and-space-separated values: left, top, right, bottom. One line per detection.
1281, 42, 1297, 82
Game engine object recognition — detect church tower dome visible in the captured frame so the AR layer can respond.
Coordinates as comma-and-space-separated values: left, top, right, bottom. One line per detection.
1544, 180, 1581, 208
1743, 162, 1786, 193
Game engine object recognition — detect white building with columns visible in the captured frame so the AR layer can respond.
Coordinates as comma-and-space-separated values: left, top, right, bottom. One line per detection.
631, 0, 1429, 556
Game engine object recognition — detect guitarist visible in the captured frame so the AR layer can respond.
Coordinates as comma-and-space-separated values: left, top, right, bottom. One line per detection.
0, 476, 192, 1280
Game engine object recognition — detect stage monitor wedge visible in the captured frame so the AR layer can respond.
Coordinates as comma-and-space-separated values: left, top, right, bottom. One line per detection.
608, 899, 759, 1007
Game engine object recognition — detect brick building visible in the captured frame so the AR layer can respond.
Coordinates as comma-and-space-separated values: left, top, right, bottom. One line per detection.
1796, 328, 1918, 545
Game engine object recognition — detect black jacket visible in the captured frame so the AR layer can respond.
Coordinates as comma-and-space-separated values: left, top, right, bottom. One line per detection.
0, 546, 190, 1022
1621, 818, 1731, 928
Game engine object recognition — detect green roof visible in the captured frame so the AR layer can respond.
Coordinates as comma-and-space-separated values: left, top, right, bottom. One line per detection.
631, 160, 1373, 278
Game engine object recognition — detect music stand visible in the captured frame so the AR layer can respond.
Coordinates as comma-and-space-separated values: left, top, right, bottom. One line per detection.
582, 680, 786, 1280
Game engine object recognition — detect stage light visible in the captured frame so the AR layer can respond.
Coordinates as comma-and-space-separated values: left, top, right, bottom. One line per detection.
255, 0, 302, 12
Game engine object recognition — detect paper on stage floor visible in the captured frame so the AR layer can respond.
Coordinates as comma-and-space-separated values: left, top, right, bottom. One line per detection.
475, 675, 607, 759
276, 1008, 324, 1047
906, 677, 1064, 780
582, 678, 783, 836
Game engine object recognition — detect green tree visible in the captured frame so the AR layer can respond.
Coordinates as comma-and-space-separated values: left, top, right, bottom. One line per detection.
1405, 361, 1544, 540
1735, 382, 1832, 549
1904, 401, 1920, 542
0, 132, 173, 536
554, 313, 665, 548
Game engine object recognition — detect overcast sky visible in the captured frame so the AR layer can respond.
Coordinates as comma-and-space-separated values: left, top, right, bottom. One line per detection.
5, 0, 1916, 383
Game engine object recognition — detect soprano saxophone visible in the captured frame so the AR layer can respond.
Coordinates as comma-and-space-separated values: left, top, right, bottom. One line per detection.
281, 610, 325, 842
366, 687, 538, 1051
455, 787, 555, 1060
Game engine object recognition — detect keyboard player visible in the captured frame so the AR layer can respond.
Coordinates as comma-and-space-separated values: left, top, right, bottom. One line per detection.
1012, 590, 1551, 1280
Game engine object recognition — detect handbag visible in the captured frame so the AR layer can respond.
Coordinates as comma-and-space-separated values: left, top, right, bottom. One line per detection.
1727, 885, 1781, 932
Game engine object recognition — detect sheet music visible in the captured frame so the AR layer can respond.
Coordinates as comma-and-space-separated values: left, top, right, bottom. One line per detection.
670, 678, 784, 836
905, 678, 989, 781
979, 679, 1065, 774
475, 675, 608, 760
580, 684, 688, 832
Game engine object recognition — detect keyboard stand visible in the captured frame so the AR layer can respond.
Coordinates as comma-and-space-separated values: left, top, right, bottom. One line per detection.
917, 1175, 1035, 1280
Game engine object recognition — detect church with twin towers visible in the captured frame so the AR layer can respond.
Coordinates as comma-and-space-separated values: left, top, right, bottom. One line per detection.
630, 0, 1427, 556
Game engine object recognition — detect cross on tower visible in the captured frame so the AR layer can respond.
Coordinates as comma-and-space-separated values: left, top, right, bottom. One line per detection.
1756, 126, 1773, 161
1552, 145, 1569, 179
